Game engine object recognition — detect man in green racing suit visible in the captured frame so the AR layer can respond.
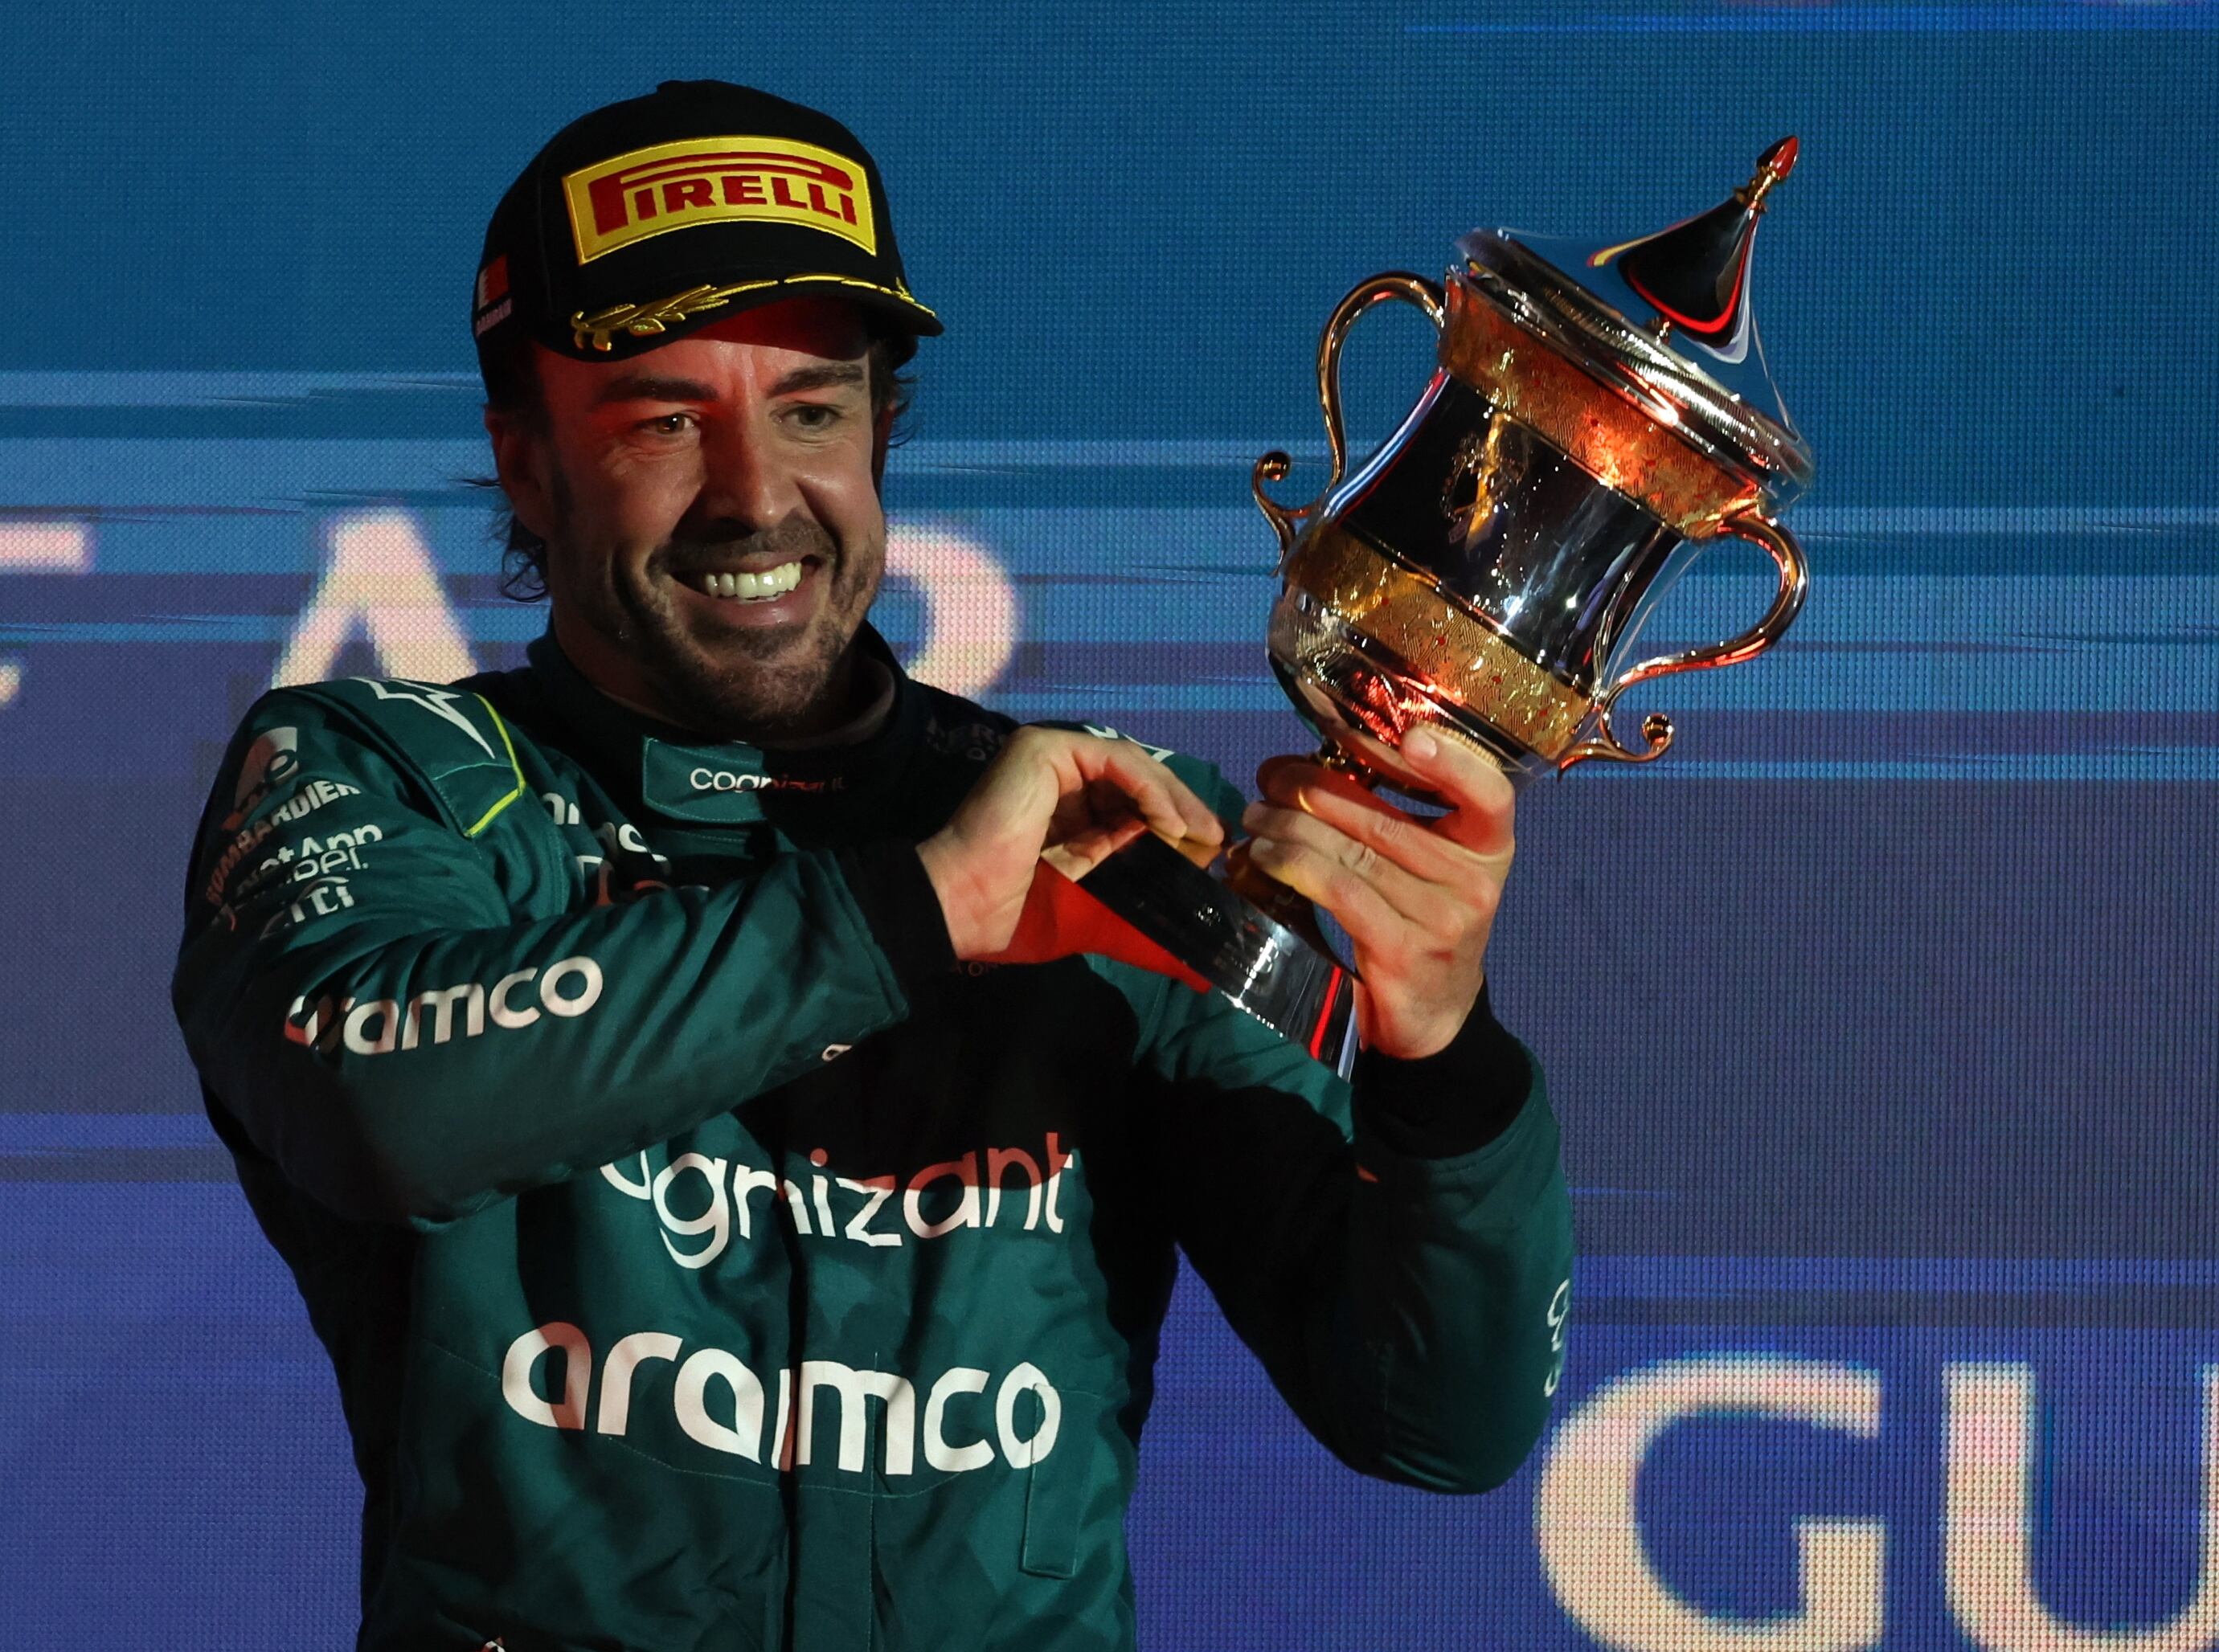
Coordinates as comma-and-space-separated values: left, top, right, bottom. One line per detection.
173, 80, 1574, 1652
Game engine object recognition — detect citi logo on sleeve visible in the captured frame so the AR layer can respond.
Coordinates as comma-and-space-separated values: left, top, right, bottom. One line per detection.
562, 137, 877, 264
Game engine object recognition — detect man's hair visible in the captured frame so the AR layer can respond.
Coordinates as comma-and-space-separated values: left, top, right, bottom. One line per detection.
481, 333, 916, 601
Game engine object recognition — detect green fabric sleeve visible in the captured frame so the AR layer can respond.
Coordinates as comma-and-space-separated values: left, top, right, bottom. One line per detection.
1066, 722, 1577, 1491
172, 691, 923, 1228
1142, 989, 1573, 1493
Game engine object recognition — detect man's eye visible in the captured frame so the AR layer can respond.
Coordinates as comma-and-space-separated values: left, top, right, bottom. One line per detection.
786, 403, 842, 431
640, 413, 697, 436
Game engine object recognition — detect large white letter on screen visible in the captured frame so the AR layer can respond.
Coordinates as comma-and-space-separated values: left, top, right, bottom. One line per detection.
884, 522, 1016, 699
1537, 1354, 1885, 1652
0, 521, 92, 711
1947, 1362, 2219, 1651
274, 509, 477, 687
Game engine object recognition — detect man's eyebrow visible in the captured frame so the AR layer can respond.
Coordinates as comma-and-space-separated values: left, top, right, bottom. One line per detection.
592, 375, 719, 407
767, 362, 867, 396
590, 362, 867, 407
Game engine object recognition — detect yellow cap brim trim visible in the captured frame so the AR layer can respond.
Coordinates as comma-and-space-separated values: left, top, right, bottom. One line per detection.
568, 274, 939, 353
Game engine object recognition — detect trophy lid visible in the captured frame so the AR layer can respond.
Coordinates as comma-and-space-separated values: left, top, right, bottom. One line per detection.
1452, 138, 1815, 509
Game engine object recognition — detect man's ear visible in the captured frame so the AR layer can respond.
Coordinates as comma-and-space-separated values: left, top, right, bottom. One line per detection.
485, 407, 559, 543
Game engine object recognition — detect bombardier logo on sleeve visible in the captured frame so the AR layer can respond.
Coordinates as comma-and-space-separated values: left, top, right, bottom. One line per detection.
202, 779, 363, 910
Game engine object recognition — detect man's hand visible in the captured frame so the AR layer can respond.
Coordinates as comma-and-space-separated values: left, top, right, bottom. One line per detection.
1241, 726, 1515, 1060
919, 727, 1225, 959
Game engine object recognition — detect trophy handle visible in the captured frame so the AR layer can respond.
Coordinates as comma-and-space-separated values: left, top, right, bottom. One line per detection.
1255, 272, 1447, 563
1558, 507, 1811, 769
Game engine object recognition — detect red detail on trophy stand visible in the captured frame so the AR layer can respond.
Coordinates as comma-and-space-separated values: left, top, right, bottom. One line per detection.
1308, 966, 1348, 1061
983, 859, 1214, 996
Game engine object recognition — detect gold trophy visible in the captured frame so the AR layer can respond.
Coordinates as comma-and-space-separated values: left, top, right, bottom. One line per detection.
1080, 141, 1815, 1073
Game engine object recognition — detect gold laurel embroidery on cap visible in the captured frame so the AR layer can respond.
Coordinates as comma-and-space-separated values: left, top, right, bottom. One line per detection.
780, 273, 940, 321
569, 280, 776, 352
569, 276, 940, 351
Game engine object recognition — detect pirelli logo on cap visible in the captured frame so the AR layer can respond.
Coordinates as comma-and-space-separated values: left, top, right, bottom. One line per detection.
561, 136, 877, 265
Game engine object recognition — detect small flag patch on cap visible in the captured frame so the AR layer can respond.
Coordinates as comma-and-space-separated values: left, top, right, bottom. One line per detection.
472, 255, 512, 337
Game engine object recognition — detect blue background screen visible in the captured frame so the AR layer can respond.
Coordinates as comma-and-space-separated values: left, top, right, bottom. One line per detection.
2, 4, 2214, 1646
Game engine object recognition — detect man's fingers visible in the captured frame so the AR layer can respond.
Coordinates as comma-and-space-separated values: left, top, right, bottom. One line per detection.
1398, 726, 1516, 857
1042, 815, 1148, 882
1253, 768, 1468, 888
1170, 831, 1222, 869
1078, 739, 1224, 857
1246, 732, 1512, 1059
1262, 731, 1515, 860
1241, 800, 1451, 934
928, 726, 1226, 960
1244, 832, 1410, 955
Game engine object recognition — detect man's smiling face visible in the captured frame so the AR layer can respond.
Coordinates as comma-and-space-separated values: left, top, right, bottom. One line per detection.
490, 297, 890, 742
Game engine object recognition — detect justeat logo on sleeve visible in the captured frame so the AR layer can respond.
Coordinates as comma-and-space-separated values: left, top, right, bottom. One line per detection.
562, 136, 877, 264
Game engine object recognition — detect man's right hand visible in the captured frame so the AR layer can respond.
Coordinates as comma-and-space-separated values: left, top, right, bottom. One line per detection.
917, 727, 1224, 959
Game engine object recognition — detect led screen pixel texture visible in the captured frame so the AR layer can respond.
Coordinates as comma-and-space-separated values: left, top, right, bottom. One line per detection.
2, 3, 2215, 1647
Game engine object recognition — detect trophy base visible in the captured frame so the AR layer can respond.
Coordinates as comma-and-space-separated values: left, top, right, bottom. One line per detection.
1076, 832, 1361, 1077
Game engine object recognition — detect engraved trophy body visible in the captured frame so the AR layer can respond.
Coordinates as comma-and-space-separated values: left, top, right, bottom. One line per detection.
1079, 141, 1816, 1074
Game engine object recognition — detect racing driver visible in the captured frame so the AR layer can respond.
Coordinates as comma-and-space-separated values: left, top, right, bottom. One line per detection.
173, 80, 1575, 1652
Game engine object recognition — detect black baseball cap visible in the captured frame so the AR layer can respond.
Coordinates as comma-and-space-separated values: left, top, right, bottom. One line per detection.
472, 80, 940, 385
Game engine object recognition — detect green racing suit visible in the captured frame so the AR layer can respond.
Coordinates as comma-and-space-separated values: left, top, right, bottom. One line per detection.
172, 631, 1575, 1652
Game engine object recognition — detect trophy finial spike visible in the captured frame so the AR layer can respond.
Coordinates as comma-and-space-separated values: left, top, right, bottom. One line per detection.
1586, 136, 1801, 358
1738, 135, 1799, 212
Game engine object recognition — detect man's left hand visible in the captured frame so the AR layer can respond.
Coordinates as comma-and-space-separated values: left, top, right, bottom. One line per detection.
1242, 726, 1515, 1061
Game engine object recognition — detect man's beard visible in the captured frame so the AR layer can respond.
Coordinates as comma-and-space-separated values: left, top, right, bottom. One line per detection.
552, 475, 882, 742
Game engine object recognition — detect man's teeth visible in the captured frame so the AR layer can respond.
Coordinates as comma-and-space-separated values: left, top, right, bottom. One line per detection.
698, 564, 805, 600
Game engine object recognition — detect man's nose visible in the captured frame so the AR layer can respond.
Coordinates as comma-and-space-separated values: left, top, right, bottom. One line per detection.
690, 416, 801, 531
